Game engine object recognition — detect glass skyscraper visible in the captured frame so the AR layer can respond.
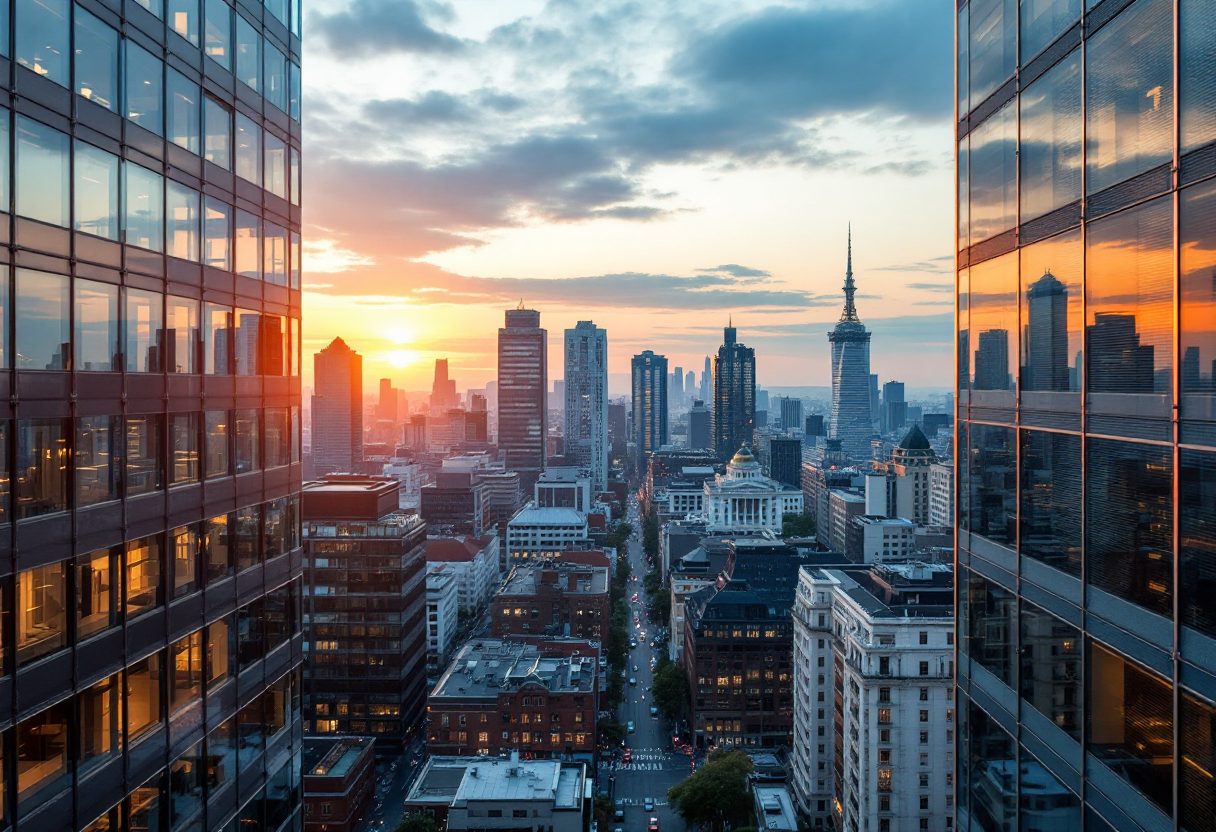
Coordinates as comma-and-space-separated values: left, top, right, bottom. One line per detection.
0, 0, 304, 828
956, 2, 1216, 831
631, 350, 668, 473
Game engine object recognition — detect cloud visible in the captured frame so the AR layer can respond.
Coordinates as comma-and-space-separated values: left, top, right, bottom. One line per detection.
698, 264, 771, 279
310, 0, 463, 57
905, 282, 955, 292
874, 263, 952, 274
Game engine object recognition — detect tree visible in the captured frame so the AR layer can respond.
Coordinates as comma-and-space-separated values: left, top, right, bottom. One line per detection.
781, 510, 817, 539
651, 658, 690, 721
667, 749, 754, 831
600, 718, 626, 746
642, 509, 659, 558
642, 570, 661, 597
394, 814, 439, 832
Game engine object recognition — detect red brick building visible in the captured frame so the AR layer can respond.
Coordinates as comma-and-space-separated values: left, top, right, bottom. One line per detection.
492, 561, 610, 641
426, 638, 601, 761
303, 736, 376, 832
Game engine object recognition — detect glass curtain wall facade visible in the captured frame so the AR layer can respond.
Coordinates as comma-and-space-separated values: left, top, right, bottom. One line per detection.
956, 2, 1216, 831
0, 0, 305, 828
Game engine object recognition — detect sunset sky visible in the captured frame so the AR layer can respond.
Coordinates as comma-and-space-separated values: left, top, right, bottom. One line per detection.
299, 0, 956, 395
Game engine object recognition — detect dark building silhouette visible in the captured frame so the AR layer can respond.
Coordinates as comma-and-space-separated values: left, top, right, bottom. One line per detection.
973, 329, 1011, 390
1087, 313, 1155, 393
498, 308, 548, 489
314, 337, 364, 475
769, 438, 803, 489
632, 351, 669, 471
689, 399, 712, 450
713, 324, 756, 460
1023, 270, 1071, 391
805, 414, 826, 437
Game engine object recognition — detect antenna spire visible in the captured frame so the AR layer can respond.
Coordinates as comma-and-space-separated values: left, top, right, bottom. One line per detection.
840, 224, 860, 323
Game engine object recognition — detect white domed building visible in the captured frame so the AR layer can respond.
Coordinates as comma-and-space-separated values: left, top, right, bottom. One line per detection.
703, 445, 804, 532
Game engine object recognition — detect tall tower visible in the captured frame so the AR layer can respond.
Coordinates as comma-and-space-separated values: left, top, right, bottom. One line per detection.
498, 307, 548, 490
827, 228, 873, 461
313, 337, 364, 475
430, 358, 458, 411
564, 321, 609, 491
712, 323, 756, 460
701, 355, 713, 405
632, 351, 669, 472
1023, 270, 1070, 391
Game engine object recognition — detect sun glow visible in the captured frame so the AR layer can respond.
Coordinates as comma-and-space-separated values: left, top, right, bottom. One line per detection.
385, 326, 415, 346
384, 349, 423, 368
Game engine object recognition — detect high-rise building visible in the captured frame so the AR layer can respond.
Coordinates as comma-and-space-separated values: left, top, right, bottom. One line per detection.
314, 337, 364, 476
672, 366, 685, 402
608, 401, 628, 461
780, 397, 804, 433
689, 400, 712, 450
498, 307, 548, 489
712, 324, 756, 460
955, 3, 1216, 830
431, 358, 459, 411
879, 380, 906, 435
563, 321, 609, 491
701, 356, 713, 404
379, 378, 400, 423
769, 437, 803, 489
632, 351, 669, 470
828, 231, 874, 461
685, 369, 696, 400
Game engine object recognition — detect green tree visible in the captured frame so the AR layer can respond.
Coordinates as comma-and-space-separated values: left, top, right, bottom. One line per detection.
394, 813, 439, 832
651, 658, 690, 720
642, 508, 659, 558
667, 749, 754, 830
781, 510, 817, 539
600, 719, 626, 747
642, 570, 661, 597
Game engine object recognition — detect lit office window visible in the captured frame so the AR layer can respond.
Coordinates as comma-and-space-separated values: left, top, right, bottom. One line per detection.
168, 0, 198, 45
17, 563, 67, 663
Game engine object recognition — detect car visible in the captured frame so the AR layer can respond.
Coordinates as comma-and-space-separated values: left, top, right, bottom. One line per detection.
627, 721, 635, 732
650, 641, 656, 648
630, 640, 637, 649
650, 706, 659, 716
629, 677, 637, 686
644, 798, 655, 811
632, 665, 638, 672
613, 810, 625, 823
648, 818, 660, 832
623, 749, 632, 763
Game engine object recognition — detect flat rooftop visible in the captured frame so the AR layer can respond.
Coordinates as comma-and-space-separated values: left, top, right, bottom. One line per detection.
498, 563, 609, 596
409, 757, 585, 809
509, 507, 588, 526
302, 736, 374, 779
431, 639, 598, 699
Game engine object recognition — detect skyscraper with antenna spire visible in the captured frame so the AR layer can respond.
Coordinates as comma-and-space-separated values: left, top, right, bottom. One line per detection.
828, 226, 874, 461
713, 320, 756, 460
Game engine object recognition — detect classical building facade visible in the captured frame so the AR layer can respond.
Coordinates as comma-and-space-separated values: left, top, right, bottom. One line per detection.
704, 446, 803, 533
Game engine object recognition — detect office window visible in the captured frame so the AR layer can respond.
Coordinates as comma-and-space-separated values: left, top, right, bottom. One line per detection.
968, 0, 1015, 106
266, 0, 287, 26
15, 116, 69, 226
264, 409, 289, 468
967, 423, 1015, 546
1086, 438, 1172, 618
289, 62, 301, 121
203, 197, 232, 270
15, 419, 68, 518
264, 497, 287, 558
234, 114, 261, 185
957, 136, 968, 251
1181, 180, 1216, 429
203, 303, 231, 375
234, 506, 260, 571
1019, 430, 1081, 576
133, 0, 164, 17
235, 310, 259, 375
204, 97, 231, 169
204, 0, 230, 68
235, 211, 260, 279
290, 148, 300, 206
75, 279, 119, 371
205, 411, 230, 478
965, 572, 1016, 686
124, 288, 164, 373
1180, 690, 1216, 832
79, 673, 122, 774
1020, 0, 1079, 62
264, 41, 286, 112
126, 536, 162, 619
75, 141, 120, 240
1088, 642, 1173, 814
264, 223, 288, 284
125, 41, 163, 136
166, 296, 201, 374
74, 7, 118, 110
127, 652, 164, 741
235, 15, 259, 90
967, 700, 1015, 831
169, 743, 204, 828
265, 585, 289, 651
264, 133, 287, 200
76, 415, 119, 506
17, 563, 66, 663
291, 407, 300, 462
207, 717, 236, 796
15, 0, 69, 86
17, 701, 70, 806
124, 163, 165, 252
77, 546, 117, 638
1019, 49, 1081, 223
260, 313, 285, 376
1086, 197, 1173, 403
166, 181, 201, 263
1085, 0, 1172, 194
167, 69, 201, 155
1181, 450, 1216, 639
968, 101, 1016, 243
1181, 0, 1216, 150
126, 414, 163, 496
170, 630, 203, 712
1020, 600, 1080, 740
171, 413, 200, 485
204, 513, 233, 584
207, 615, 233, 686
1020, 229, 1082, 398
968, 250, 1017, 395
172, 525, 198, 599
237, 598, 264, 668
168, 0, 198, 44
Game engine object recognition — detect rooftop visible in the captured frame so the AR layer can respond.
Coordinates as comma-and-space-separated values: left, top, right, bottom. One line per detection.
498, 562, 609, 596
426, 535, 498, 562
302, 736, 374, 779
508, 506, 588, 527
430, 639, 599, 699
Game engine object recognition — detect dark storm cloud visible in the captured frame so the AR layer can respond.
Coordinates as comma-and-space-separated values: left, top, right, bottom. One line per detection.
310, 0, 463, 57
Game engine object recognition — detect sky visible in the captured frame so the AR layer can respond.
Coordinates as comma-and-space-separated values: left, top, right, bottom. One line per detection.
300, 0, 957, 396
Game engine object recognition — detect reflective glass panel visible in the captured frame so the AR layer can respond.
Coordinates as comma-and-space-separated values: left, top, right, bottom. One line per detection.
1086, 438, 1172, 618
205, 411, 229, 477
958, 136, 968, 251
127, 652, 163, 739
0, 111, 10, 210
967, 423, 1015, 546
264, 41, 286, 112
124, 287, 164, 373
79, 674, 122, 772
124, 162, 165, 252
235, 310, 259, 375
167, 69, 201, 154
125, 414, 164, 496
1085, 0, 1173, 194
170, 743, 204, 828
74, 7, 118, 111
260, 313, 284, 375
15, 116, 69, 226
166, 181, 201, 262
204, 97, 231, 169
968, 250, 1017, 397
204, 514, 232, 583
1180, 690, 1216, 832
15, 419, 67, 518
290, 147, 300, 206
290, 233, 301, 289
235, 211, 260, 279
1019, 50, 1081, 223
74, 278, 119, 371
168, 0, 198, 45
234, 410, 259, 473
17, 701, 69, 805
1020, 229, 1081, 398
1181, 0, 1216, 151
133, 0, 164, 18
17, 563, 66, 663
1019, 429, 1081, 576
204, 0, 230, 68
15, 269, 69, 370
125, 41, 163, 136
1019, 600, 1080, 739
968, 101, 1016, 243
264, 131, 286, 199
166, 296, 201, 374
1180, 450, 1216, 640
204, 303, 231, 375
170, 630, 203, 709
958, 267, 969, 403
236, 597, 263, 670
957, 4, 968, 115
965, 572, 1016, 686
235, 15, 259, 91
75, 141, 119, 240
76, 547, 116, 637
234, 507, 259, 572
1020, 0, 1079, 62
234, 113, 260, 184
264, 223, 287, 285
203, 197, 232, 270
966, 700, 1015, 832
76, 415, 119, 506
207, 718, 236, 795
1088, 642, 1173, 815
171, 413, 199, 484
1085, 197, 1172, 405
264, 409, 288, 468
1181, 179, 1216, 430
266, 0, 286, 26
15, 0, 69, 86
969, 0, 1015, 105
289, 62, 301, 121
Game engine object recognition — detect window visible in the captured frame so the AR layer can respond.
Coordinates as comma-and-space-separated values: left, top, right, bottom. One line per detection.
170, 631, 203, 712
266, 0, 287, 26
235, 15, 259, 90
919, 631, 928, 645
16, 0, 69, 86
235, 310, 260, 375
1181, 0, 1216, 150
124, 288, 164, 373
289, 63, 301, 121
1182, 451, 1216, 640
126, 536, 162, 618
16, 419, 69, 518
125, 41, 163, 136
203, 303, 231, 375
878, 709, 891, 725
171, 413, 200, 485
1021, 0, 1079, 62
920, 688, 929, 701
964, 571, 1017, 685
1020, 600, 1080, 739
919, 661, 930, 676
290, 148, 301, 206
124, 163, 165, 252
74, 7, 118, 110
133, 0, 164, 17
968, 100, 1016, 243
235, 114, 261, 185
17, 563, 66, 663
15, 117, 69, 226
1020, 429, 1081, 575
127, 653, 163, 741
75, 279, 119, 371
264, 409, 289, 468
203, 197, 232, 270
877, 768, 892, 792
168, 0, 198, 44
166, 182, 201, 262
205, 411, 230, 477
1020, 229, 1082, 400
264, 41, 286, 112
127, 421, 162, 493
77, 547, 116, 638
79, 673, 122, 773
264, 133, 287, 199
967, 423, 1016, 546
264, 223, 288, 284
76, 416, 119, 506
968, 0, 1015, 106
235, 212, 260, 279
234, 506, 260, 570
878, 656, 890, 675
204, 514, 233, 583
1181, 181, 1216, 435
172, 525, 199, 600
968, 250, 1017, 398
166, 71, 201, 157
17, 702, 69, 806
16, 269, 69, 370
879, 687, 890, 702
166, 297, 201, 374
1020, 50, 1081, 223
236, 598, 263, 669
204, 97, 231, 169
169, 743, 203, 828
204, 0, 230, 68
75, 141, 120, 240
